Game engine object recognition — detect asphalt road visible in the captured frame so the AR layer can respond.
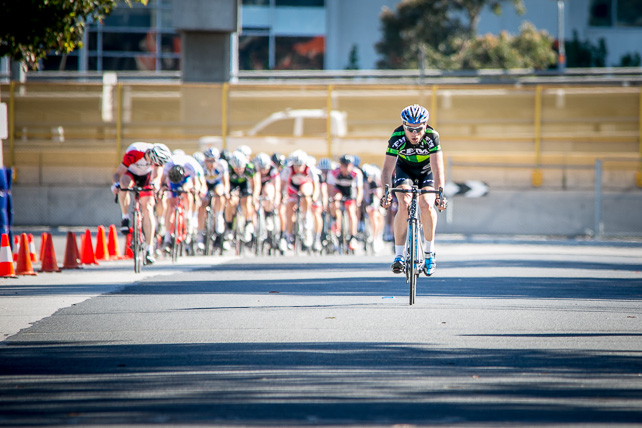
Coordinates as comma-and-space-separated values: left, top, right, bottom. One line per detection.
1, 238, 641, 427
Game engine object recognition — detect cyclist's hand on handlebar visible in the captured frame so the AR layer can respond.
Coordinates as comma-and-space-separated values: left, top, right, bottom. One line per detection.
435, 188, 448, 211
380, 185, 392, 209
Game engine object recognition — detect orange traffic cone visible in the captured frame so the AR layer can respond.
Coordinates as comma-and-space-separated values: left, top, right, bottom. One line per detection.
94, 225, 110, 261
12, 235, 19, 262
15, 233, 37, 276
28, 233, 37, 262
80, 229, 98, 265
107, 224, 122, 260
62, 231, 82, 269
39, 232, 61, 273
39, 232, 47, 262
0, 233, 17, 278
123, 232, 133, 259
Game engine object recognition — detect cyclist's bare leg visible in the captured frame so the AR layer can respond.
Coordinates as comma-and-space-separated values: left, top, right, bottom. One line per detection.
347, 202, 358, 237
285, 200, 296, 235
393, 185, 412, 246
164, 196, 177, 242
225, 194, 239, 223
240, 196, 252, 220
140, 195, 156, 248
261, 182, 276, 213
299, 182, 314, 228
330, 200, 341, 234
117, 175, 133, 216
419, 190, 437, 242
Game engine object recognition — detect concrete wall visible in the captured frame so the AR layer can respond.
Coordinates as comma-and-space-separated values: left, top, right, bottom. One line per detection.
10, 186, 642, 238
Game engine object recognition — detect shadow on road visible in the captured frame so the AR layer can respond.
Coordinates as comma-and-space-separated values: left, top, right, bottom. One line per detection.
1, 341, 641, 425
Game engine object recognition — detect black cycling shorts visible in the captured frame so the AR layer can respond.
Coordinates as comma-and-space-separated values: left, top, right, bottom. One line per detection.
230, 180, 252, 197
394, 163, 434, 188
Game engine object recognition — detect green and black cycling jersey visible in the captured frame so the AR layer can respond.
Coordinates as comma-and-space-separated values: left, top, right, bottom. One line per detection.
229, 162, 256, 186
386, 125, 441, 173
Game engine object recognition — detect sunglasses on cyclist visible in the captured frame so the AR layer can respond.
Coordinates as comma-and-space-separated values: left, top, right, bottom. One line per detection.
403, 124, 425, 134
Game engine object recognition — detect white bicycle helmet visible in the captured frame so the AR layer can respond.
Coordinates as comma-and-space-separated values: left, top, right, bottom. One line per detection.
237, 145, 252, 158
254, 152, 272, 171
203, 147, 220, 160
288, 150, 307, 167
192, 151, 205, 166
400, 104, 429, 125
148, 144, 172, 165
229, 150, 247, 169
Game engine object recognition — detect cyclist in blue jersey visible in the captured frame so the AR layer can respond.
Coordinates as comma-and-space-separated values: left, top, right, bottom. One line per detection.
381, 104, 447, 276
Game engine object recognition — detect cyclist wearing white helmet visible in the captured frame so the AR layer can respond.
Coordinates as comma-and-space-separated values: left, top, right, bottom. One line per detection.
381, 104, 447, 276
111, 142, 171, 264
280, 150, 319, 249
237, 145, 252, 159
327, 154, 364, 251
361, 163, 385, 252
198, 147, 229, 240
226, 150, 261, 243
254, 152, 281, 216
160, 152, 206, 253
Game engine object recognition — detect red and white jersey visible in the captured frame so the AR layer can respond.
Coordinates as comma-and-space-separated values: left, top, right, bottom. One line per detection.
122, 142, 155, 176
281, 164, 315, 190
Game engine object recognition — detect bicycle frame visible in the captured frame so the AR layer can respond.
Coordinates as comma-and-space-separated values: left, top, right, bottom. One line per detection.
388, 184, 443, 305
119, 187, 148, 273
166, 187, 189, 263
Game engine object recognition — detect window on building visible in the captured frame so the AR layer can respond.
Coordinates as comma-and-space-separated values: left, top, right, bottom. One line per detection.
275, 36, 324, 70
40, 0, 179, 72
275, 0, 324, 6
590, 0, 642, 27
239, 34, 270, 70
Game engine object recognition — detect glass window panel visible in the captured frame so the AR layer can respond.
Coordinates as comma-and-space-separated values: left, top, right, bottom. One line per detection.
275, 0, 324, 6
102, 32, 152, 53
242, 0, 270, 5
102, 56, 139, 71
103, 7, 151, 28
239, 35, 270, 70
41, 54, 79, 71
275, 36, 324, 70
616, 0, 642, 26
589, 0, 612, 26
87, 31, 98, 51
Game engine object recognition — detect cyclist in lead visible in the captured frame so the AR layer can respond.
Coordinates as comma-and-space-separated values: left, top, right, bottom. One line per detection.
380, 104, 447, 276
112, 142, 171, 264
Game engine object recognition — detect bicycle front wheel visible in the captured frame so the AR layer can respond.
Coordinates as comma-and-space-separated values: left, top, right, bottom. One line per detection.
133, 210, 143, 273
406, 220, 417, 305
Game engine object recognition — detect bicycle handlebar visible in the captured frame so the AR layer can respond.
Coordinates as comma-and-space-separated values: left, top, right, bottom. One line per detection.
382, 184, 446, 211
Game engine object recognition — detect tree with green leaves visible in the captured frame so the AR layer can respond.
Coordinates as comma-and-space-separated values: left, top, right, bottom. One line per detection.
0, 0, 148, 70
376, 0, 555, 71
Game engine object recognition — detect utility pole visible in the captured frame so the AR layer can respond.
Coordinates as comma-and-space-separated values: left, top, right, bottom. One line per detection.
557, 0, 566, 72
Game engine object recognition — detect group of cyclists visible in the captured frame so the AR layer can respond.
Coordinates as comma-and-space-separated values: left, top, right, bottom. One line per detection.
111, 140, 388, 265
111, 104, 447, 277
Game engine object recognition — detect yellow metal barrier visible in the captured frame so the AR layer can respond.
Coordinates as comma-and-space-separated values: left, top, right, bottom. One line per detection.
1, 81, 641, 188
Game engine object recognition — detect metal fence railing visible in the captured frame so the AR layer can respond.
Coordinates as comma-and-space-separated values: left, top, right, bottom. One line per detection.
1, 81, 641, 189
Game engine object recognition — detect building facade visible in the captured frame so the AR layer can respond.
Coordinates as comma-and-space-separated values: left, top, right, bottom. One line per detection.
15, 0, 642, 73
